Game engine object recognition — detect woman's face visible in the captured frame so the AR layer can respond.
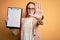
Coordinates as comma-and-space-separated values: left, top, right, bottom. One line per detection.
27, 4, 35, 15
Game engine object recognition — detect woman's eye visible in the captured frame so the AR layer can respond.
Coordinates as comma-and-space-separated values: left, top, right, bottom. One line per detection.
28, 8, 35, 10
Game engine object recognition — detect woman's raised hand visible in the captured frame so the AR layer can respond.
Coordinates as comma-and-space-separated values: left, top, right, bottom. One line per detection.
34, 2, 43, 19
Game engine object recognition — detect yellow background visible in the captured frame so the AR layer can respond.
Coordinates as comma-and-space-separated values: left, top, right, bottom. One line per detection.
0, 0, 60, 40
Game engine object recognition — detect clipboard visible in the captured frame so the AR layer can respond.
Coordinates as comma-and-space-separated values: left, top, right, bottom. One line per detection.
6, 7, 22, 29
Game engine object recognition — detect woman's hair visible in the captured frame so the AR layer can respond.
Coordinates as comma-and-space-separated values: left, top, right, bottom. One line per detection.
26, 2, 35, 17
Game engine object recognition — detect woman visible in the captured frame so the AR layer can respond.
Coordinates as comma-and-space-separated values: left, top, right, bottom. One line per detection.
5, 2, 44, 40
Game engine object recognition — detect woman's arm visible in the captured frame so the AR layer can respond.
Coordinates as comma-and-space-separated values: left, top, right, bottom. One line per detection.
34, 2, 44, 25
37, 15, 44, 25
5, 17, 20, 36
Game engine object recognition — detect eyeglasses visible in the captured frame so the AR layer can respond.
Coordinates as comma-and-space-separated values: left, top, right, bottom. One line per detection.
27, 8, 35, 10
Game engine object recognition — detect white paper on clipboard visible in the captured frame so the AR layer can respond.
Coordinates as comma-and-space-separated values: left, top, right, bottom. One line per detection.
7, 7, 22, 28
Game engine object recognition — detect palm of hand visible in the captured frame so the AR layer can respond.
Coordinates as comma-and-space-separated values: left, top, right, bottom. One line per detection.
34, 2, 43, 19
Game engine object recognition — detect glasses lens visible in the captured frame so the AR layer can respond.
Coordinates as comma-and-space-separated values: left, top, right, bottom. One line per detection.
28, 8, 35, 10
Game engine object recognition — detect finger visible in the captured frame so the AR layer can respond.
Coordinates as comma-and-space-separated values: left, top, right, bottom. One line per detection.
35, 2, 41, 10
35, 2, 37, 9
36, 2, 40, 9
38, 2, 41, 9
37, 2, 39, 9
38, 3, 43, 14
35, 2, 39, 9
37, 2, 41, 9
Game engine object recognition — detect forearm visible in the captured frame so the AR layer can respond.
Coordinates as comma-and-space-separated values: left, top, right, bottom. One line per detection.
5, 17, 20, 36
36, 15, 44, 25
